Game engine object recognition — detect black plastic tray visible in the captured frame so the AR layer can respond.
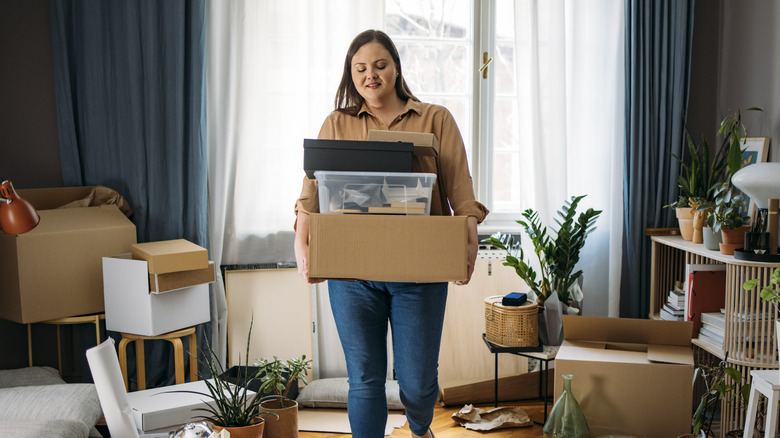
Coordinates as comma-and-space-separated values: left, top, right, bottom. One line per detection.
733, 248, 780, 262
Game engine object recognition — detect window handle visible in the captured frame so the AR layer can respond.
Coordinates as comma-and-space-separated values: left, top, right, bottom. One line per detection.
480, 52, 493, 79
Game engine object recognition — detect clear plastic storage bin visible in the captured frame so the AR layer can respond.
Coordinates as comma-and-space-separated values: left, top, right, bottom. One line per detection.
314, 170, 437, 215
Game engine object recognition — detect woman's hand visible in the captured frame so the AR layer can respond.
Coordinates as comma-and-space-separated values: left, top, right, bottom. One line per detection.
294, 212, 325, 284
454, 216, 478, 286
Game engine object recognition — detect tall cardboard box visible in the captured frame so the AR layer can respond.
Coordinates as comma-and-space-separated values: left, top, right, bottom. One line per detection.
554, 316, 694, 438
0, 187, 137, 323
308, 213, 467, 282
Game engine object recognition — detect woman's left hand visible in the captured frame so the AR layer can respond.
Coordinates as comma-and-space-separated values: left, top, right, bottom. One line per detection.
454, 216, 478, 286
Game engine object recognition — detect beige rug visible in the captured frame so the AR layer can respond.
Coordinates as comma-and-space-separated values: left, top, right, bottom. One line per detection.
298, 409, 407, 435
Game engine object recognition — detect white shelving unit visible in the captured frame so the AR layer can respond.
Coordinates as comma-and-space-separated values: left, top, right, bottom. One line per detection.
649, 235, 780, 435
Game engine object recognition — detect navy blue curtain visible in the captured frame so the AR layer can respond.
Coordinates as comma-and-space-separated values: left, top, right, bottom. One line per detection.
621, 0, 695, 318
49, 0, 208, 388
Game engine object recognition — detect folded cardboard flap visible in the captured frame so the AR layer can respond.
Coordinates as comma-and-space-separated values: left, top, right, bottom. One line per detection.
131, 239, 209, 274
367, 130, 440, 156
563, 315, 693, 347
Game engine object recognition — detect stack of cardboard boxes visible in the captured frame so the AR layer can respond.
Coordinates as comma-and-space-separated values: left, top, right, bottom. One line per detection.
102, 239, 214, 336
307, 131, 468, 283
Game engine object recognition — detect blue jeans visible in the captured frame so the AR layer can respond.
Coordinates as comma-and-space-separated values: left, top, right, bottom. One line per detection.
328, 280, 448, 438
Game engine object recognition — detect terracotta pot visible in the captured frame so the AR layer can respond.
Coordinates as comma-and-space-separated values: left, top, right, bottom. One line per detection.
260, 399, 298, 438
211, 417, 266, 438
676, 207, 695, 241
721, 225, 750, 245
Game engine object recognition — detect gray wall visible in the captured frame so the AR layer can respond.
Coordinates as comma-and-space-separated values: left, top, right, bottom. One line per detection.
715, 0, 780, 161
0, 0, 62, 372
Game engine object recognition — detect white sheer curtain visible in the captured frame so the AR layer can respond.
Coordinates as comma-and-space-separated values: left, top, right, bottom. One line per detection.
207, 1, 383, 363
514, 0, 624, 317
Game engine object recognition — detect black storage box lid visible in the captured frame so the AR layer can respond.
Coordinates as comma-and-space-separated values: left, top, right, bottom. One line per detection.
303, 139, 414, 178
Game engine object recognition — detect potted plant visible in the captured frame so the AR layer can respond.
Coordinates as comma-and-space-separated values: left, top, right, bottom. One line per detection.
701, 212, 722, 251
691, 356, 751, 437
169, 318, 277, 437
668, 108, 761, 241
710, 182, 750, 254
483, 194, 601, 345
254, 355, 312, 438
669, 132, 728, 242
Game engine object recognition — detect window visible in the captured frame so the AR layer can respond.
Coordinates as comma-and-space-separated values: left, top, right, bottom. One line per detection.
385, 0, 526, 226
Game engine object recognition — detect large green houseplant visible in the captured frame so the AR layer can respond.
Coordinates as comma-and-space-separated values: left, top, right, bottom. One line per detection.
483, 194, 601, 345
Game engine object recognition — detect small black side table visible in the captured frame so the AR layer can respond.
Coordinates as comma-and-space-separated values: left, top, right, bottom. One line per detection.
482, 333, 558, 424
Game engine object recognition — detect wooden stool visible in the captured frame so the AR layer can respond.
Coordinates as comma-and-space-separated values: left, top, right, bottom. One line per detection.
118, 327, 197, 391
27, 313, 105, 377
744, 369, 780, 437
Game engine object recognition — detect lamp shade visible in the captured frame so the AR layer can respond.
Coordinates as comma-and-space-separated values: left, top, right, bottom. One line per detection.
731, 163, 780, 210
0, 180, 40, 235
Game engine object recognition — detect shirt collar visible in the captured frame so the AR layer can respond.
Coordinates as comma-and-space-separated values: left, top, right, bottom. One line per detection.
358, 99, 422, 118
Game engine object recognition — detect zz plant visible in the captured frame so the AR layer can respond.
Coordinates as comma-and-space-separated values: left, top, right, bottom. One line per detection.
483, 195, 601, 304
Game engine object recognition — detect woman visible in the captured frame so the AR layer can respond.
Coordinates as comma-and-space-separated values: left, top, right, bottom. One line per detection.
294, 30, 488, 438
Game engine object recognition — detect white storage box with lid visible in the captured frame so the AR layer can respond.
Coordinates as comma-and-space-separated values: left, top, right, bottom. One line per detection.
314, 170, 436, 215
102, 254, 211, 336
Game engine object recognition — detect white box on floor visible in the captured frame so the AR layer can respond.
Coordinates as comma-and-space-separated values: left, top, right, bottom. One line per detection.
126, 379, 252, 432
103, 254, 211, 336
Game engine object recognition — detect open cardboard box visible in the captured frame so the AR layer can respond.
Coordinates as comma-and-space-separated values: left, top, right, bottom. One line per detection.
308, 213, 467, 283
103, 254, 211, 336
0, 186, 137, 323
555, 315, 694, 438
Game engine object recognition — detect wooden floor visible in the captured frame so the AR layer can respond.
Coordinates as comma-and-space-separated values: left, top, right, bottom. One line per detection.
299, 400, 548, 438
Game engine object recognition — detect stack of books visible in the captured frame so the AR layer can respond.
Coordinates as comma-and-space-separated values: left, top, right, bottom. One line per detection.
660, 283, 685, 321
697, 311, 725, 350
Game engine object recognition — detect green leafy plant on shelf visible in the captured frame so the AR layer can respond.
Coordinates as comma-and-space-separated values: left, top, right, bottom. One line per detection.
744, 266, 780, 313
482, 195, 601, 304
710, 182, 750, 233
254, 355, 312, 409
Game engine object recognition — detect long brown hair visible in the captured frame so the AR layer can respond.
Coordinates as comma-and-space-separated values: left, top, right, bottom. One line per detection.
334, 30, 418, 115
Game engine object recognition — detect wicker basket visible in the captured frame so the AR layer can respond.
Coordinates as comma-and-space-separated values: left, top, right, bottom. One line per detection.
484, 295, 539, 347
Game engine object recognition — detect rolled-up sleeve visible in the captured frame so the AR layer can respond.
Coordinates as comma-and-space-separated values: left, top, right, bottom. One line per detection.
436, 108, 489, 223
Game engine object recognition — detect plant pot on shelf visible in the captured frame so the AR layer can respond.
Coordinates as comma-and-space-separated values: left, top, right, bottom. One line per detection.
211, 418, 266, 438
702, 226, 721, 251
720, 226, 750, 254
260, 399, 298, 438
677, 207, 695, 241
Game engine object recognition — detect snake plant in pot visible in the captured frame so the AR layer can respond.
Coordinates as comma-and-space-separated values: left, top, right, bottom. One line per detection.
483, 195, 601, 345
167, 317, 277, 437
669, 107, 761, 242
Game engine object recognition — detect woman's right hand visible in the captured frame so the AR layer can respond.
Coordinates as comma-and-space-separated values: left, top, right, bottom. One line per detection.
294, 212, 325, 284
